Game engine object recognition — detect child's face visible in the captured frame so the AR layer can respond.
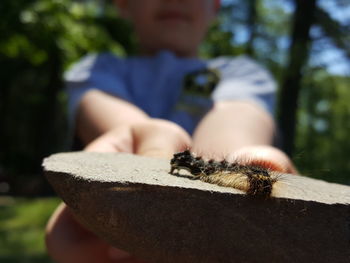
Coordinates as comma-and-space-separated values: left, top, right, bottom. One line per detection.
115, 0, 217, 57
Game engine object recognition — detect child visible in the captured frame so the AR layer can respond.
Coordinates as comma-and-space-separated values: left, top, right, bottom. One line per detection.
46, 0, 296, 262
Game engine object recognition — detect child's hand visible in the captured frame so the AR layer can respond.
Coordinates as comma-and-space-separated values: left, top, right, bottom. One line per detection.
85, 118, 191, 159
231, 145, 297, 174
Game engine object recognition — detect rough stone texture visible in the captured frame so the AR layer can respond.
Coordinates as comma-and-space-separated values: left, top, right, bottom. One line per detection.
43, 152, 350, 263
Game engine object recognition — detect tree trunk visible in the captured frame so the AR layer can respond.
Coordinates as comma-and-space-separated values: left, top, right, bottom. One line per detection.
246, 0, 258, 56
277, 0, 317, 156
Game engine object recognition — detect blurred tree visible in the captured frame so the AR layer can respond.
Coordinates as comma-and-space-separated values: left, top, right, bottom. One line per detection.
292, 1, 350, 183
0, 0, 134, 195
296, 71, 350, 183
246, 0, 258, 56
315, 4, 350, 61
277, 0, 317, 156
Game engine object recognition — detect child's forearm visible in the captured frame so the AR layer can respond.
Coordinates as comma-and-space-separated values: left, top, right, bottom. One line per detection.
192, 101, 275, 157
76, 89, 150, 145
75, 90, 191, 157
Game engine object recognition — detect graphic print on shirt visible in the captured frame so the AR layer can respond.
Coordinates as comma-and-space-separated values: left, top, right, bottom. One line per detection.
175, 68, 220, 119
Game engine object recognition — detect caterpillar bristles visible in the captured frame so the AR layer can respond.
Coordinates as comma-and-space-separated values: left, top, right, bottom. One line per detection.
170, 150, 282, 198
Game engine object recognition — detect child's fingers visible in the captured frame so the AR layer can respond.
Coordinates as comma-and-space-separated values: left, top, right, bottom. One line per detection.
84, 126, 134, 153
46, 203, 120, 263
231, 145, 298, 174
132, 119, 191, 159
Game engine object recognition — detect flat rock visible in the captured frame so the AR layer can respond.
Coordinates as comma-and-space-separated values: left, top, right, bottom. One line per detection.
43, 152, 350, 263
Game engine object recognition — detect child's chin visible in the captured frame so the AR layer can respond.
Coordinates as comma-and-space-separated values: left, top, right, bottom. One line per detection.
157, 42, 194, 56
156, 36, 196, 53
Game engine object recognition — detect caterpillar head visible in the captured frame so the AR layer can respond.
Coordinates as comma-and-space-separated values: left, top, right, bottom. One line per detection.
170, 150, 203, 176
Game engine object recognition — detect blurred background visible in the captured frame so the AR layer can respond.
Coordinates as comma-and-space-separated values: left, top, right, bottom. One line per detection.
0, 0, 349, 262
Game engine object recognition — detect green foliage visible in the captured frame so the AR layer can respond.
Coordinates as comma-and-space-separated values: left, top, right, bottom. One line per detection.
0, 0, 134, 195
0, 197, 60, 262
0, 0, 129, 67
296, 71, 350, 184
201, 20, 244, 57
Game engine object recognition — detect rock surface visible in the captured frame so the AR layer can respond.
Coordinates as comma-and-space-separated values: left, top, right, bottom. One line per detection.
43, 152, 350, 263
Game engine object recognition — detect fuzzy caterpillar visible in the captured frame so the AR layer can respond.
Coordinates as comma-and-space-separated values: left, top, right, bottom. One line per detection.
170, 150, 280, 197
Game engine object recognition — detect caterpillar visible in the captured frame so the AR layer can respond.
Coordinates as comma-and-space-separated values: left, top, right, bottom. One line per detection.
169, 150, 280, 198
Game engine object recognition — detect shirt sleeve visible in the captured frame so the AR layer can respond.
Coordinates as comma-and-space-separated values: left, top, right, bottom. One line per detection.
64, 53, 129, 125
209, 56, 277, 115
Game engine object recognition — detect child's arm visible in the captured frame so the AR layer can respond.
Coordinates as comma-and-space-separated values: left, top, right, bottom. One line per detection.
192, 101, 296, 173
75, 89, 191, 156
76, 89, 149, 145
